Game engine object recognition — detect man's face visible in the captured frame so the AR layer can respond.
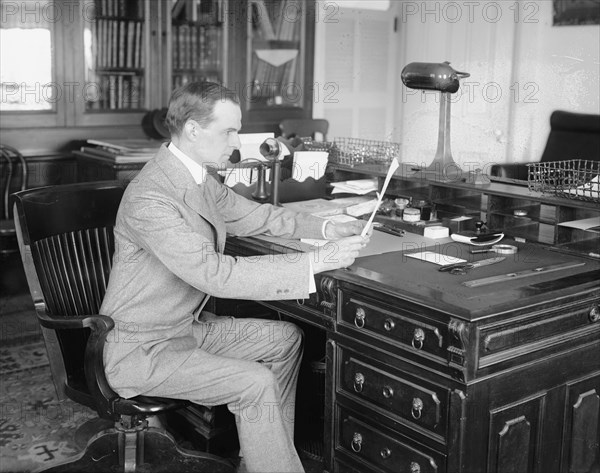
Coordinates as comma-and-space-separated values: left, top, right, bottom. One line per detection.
191, 100, 242, 168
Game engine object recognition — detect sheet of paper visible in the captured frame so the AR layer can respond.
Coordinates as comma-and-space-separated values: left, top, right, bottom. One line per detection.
292, 151, 329, 182
405, 251, 467, 266
361, 158, 400, 237
558, 216, 600, 232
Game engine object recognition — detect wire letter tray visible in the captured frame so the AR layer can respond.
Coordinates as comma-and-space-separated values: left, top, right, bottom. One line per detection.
329, 137, 400, 167
528, 159, 600, 203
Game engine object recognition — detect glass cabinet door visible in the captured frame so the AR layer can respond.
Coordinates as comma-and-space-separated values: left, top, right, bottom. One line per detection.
169, 0, 226, 91
247, 0, 307, 109
84, 0, 147, 112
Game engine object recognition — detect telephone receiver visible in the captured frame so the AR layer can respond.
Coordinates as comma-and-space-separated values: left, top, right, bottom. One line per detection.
259, 137, 283, 161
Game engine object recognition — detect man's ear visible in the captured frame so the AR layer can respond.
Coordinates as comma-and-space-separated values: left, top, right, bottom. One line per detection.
184, 120, 198, 141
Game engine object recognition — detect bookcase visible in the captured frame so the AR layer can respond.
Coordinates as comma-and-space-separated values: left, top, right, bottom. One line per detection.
86, 0, 147, 112
1, 0, 316, 154
227, 0, 316, 134
169, 0, 225, 90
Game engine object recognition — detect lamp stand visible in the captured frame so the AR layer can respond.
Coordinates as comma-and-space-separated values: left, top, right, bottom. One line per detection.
422, 92, 461, 178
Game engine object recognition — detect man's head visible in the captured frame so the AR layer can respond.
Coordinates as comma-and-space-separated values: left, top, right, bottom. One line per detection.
166, 82, 242, 168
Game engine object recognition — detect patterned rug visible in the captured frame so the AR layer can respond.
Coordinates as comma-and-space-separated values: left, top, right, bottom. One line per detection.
0, 296, 96, 473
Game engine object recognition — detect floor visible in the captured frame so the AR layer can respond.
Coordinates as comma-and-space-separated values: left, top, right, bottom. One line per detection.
0, 271, 327, 473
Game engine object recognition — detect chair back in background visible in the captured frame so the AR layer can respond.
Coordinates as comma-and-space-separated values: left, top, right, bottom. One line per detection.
279, 118, 329, 142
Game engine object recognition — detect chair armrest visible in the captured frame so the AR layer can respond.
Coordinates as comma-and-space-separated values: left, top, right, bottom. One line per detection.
490, 163, 529, 181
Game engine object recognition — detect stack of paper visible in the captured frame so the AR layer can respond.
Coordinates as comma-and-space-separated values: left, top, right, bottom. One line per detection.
331, 178, 378, 195
83, 138, 165, 163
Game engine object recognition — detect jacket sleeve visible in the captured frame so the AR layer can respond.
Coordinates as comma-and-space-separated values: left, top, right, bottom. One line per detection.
120, 191, 315, 301
214, 180, 327, 239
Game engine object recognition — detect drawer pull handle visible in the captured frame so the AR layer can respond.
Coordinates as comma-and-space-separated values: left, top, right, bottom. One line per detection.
383, 318, 395, 331
589, 305, 600, 323
410, 461, 421, 473
411, 397, 423, 419
380, 447, 391, 459
351, 432, 363, 452
355, 307, 366, 328
354, 372, 365, 393
382, 385, 394, 399
412, 328, 425, 350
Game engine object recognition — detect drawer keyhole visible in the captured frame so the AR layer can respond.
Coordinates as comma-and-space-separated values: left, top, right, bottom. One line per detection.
354, 372, 365, 393
382, 385, 394, 399
380, 447, 391, 459
383, 318, 395, 331
351, 432, 363, 452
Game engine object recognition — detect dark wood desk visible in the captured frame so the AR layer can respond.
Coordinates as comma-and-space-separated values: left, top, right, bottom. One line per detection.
224, 233, 600, 473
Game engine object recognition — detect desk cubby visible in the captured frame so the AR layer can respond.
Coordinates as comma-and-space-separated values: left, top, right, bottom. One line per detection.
329, 163, 600, 257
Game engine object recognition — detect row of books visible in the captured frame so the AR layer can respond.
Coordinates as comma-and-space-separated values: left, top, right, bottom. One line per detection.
252, 0, 301, 41
172, 24, 222, 71
94, 0, 144, 19
173, 72, 221, 90
92, 19, 144, 69
85, 74, 144, 111
80, 138, 165, 163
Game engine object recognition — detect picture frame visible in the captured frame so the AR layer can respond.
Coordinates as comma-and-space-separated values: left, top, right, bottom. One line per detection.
553, 0, 600, 26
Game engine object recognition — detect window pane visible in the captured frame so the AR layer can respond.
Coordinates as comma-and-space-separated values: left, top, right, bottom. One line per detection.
0, 0, 55, 111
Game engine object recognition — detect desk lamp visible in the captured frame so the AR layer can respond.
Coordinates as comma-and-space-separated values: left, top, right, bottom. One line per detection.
252, 137, 284, 206
401, 61, 470, 177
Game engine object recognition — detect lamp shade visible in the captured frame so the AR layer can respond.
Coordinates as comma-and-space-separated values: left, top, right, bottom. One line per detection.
401, 61, 470, 93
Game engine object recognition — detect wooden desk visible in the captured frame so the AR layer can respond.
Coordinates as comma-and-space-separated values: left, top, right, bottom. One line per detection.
224, 232, 600, 473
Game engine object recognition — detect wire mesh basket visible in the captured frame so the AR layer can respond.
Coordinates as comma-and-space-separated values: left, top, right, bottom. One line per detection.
527, 159, 600, 203
328, 137, 400, 167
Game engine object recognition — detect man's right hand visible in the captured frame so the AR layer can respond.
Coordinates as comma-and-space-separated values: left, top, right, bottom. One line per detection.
310, 235, 369, 274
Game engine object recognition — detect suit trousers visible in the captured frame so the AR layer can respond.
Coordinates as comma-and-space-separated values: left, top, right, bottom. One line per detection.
142, 313, 306, 473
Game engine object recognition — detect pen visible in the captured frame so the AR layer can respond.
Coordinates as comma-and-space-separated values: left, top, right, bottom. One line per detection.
374, 224, 405, 237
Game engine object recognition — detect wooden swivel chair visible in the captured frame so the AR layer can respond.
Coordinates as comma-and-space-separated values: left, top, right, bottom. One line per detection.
13, 181, 234, 473
279, 118, 329, 142
1, 144, 28, 256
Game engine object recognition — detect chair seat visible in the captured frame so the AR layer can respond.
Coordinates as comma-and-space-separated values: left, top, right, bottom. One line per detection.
115, 395, 190, 417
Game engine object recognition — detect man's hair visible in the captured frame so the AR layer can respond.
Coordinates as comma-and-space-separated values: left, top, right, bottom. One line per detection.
165, 82, 240, 137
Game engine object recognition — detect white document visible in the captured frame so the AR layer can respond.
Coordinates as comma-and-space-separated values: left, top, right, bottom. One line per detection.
361, 158, 400, 237
331, 178, 378, 195
405, 251, 467, 266
292, 151, 329, 182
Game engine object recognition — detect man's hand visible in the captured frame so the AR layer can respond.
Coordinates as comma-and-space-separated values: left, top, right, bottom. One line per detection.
311, 234, 369, 274
323, 219, 369, 240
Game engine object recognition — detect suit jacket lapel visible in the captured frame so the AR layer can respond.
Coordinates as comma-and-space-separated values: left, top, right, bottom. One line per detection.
155, 146, 227, 252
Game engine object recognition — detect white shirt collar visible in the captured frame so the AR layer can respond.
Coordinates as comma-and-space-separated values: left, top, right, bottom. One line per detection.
168, 142, 207, 184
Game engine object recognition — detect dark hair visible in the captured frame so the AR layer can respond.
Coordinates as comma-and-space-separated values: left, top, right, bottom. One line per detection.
165, 82, 240, 137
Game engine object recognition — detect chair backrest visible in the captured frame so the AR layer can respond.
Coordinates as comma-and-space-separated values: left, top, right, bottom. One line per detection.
1, 144, 28, 220
13, 181, 126, 409
540, 110, 600, 163
279, 118, 329, 142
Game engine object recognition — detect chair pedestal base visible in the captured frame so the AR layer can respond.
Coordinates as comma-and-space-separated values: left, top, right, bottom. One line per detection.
36, 427, 235, 473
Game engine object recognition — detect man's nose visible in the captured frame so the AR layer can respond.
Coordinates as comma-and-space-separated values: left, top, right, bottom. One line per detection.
230, 133, 241, 150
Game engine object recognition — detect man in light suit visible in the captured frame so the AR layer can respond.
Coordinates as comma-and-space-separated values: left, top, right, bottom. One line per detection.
100, 82, 368, 473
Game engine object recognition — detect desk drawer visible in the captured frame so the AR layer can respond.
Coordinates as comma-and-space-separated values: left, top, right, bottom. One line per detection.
338, 346, 448, 439
340, 294, 447, 360
337, 406, 445, 473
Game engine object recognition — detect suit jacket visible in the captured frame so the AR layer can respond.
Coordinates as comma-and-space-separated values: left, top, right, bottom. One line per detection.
101, 144, 327, 398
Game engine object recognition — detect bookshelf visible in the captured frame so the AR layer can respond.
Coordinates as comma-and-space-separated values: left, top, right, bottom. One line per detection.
169, 0, 225, 90
228, 0, 316, 134
86, 0, 147, 112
